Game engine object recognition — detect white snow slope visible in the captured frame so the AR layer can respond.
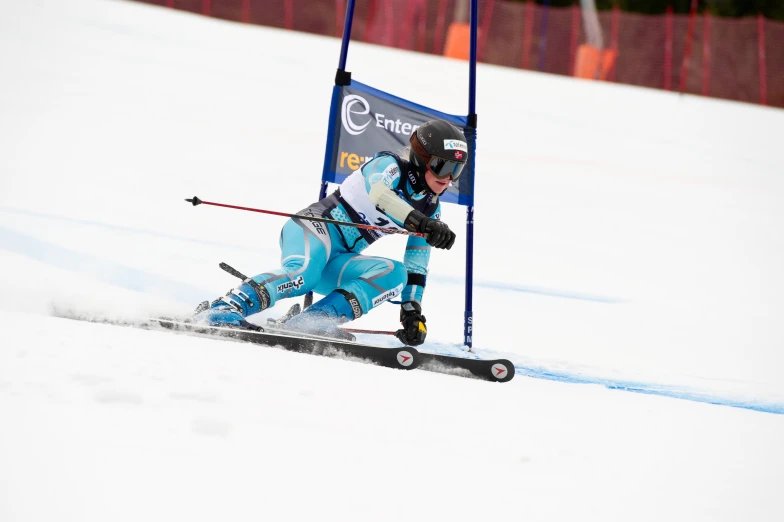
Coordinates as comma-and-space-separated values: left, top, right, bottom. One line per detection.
1, 1, 783, 521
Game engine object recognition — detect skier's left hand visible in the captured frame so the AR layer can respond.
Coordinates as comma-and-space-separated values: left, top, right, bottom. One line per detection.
404, 210, 456, 250
395, 301, 427, 346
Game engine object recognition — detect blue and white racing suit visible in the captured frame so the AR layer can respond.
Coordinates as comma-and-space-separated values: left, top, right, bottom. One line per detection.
248, 152, 441, 318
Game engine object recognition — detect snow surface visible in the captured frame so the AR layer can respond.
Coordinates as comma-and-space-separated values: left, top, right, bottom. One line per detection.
1, 0, 783, 520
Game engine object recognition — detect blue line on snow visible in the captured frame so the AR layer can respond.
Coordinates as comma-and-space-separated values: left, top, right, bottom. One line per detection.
0, 226, 209, 304
514, 363, 784, 415
415, 340, 784, 415
0, 206, 262, 253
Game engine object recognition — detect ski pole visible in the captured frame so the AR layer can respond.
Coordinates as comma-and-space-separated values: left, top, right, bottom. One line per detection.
185, 196, 425, 238
341, 328, 397, 336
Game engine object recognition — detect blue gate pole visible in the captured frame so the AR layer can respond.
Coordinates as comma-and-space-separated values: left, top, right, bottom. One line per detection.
469, 0, 478, 115
308, 0, 358, 309
464, 0, 478, 350
337, 0, 357, 72
324, 0, 359, 202
323, 0, 358, 203
464, 204, 475, 349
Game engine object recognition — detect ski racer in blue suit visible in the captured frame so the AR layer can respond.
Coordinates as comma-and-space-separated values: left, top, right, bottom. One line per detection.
194, 119, 468, 346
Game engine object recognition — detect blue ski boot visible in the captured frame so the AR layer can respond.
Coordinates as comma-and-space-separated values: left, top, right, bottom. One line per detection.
193, 279, 271, 330
282, 290, 361, 341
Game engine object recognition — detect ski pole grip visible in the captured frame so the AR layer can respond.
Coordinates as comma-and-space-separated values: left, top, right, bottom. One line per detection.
186, 196, 202, 206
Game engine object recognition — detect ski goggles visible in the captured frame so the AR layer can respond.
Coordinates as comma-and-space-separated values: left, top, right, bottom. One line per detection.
426, 156, 465, 182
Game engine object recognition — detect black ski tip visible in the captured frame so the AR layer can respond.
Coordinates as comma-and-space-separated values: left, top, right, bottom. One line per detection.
185, 196, 202, 206
418, 353, 516, 382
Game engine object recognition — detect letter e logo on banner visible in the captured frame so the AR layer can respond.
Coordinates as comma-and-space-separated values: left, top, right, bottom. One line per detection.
342, 94, 371, 136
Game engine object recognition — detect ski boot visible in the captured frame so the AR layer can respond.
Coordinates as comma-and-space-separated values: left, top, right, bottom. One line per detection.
281, 290, 360, 341
193, 279, 270, 330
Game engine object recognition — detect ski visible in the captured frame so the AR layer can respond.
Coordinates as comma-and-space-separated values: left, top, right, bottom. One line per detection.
259, 301, 515, 382
52, 310, 514, 382
156, 318, 421, 371
418, 353, 515, 383
53, 312, 420, 371
260, 323, 515, 383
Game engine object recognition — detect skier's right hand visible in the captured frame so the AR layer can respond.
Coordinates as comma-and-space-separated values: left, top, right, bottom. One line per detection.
395, 302, 427, 346
404, 210, 456, 249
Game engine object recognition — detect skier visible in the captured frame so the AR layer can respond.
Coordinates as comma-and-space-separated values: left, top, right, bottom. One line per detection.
194, 119, 468, 346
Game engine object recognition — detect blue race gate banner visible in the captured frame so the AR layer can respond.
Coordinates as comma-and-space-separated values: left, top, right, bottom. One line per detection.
322, 80, 475, 207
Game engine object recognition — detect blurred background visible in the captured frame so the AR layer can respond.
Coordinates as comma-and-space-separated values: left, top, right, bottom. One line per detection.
134, 0, 783, 107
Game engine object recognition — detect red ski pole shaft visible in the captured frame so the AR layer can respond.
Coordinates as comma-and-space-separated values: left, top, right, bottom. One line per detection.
185, 196, 425, 238
341, 328, 398, 336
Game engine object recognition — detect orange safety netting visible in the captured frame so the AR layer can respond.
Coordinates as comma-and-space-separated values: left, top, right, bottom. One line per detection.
139, 0, 783, 108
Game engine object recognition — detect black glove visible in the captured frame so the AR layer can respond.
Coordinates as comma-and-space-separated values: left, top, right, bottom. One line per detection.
404, 210, 456, 250
395, 302, 427, 346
